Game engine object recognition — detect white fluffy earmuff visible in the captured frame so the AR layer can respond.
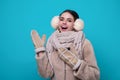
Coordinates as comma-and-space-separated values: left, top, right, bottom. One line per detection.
51, 16, 84, 31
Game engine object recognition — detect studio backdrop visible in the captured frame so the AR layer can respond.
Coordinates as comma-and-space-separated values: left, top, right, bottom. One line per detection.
0, 0, 120, 80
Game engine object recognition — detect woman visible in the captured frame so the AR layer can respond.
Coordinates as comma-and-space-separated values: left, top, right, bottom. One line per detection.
31, 9, 100, 80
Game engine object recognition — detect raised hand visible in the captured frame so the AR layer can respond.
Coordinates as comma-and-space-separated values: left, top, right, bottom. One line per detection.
31, 30, 46, 53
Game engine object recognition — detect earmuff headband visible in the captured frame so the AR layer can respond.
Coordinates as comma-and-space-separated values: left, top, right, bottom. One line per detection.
51, 16, 84, 31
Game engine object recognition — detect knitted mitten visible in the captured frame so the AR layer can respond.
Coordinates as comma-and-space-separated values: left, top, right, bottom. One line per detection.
31, 30, 46, 53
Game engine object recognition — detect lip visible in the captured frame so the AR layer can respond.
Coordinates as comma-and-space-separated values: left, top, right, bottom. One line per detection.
60, 26, 68, 31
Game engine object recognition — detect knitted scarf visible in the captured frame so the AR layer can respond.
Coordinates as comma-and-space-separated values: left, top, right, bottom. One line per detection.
46, 30, 85, 66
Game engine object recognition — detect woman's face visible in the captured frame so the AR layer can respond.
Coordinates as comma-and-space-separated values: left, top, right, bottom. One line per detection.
58, 12, 75, 32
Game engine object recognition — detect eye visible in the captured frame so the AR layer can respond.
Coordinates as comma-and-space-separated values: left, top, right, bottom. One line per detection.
68, 19, 72, 22
67, 18, 73, 22
59, 17, 64, 21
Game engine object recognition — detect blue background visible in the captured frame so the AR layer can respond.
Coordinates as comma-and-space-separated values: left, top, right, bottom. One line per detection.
0, 0, 120, 80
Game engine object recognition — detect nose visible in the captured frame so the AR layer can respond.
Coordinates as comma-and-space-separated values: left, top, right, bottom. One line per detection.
62, 20, 67, 25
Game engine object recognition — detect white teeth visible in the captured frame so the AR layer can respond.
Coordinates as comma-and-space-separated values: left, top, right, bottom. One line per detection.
62, 26, 67, 28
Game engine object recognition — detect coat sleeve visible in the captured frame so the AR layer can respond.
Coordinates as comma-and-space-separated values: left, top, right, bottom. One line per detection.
73, 39, 100, 80
35, 52, 54, 78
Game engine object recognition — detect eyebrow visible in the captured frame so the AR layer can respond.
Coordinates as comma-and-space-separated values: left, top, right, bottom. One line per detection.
60, 17, 73, 20
67, 18, 73, 20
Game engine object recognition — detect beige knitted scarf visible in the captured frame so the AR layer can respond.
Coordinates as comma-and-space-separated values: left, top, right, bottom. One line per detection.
46, 30, 85, 62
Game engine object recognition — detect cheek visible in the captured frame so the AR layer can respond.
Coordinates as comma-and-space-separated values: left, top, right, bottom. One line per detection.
58, 21, 62, 26
68, 23, 74, 29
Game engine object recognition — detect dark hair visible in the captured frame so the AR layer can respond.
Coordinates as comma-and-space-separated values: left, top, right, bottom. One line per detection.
59, 9, 79, 21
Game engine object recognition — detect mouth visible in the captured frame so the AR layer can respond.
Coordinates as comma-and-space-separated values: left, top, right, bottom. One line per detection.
60, 26, 68, 31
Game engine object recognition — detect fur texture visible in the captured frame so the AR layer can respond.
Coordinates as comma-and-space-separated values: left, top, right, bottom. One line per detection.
51, 16, 84, 31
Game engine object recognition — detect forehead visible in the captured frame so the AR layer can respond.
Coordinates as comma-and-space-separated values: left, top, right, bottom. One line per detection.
60, 12, 74, 19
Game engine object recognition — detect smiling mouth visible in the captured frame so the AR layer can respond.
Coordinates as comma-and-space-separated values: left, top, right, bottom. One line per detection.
61, 26, 68, 31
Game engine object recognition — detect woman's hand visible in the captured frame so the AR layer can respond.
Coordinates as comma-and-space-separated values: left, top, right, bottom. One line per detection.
31, 30, 46, 54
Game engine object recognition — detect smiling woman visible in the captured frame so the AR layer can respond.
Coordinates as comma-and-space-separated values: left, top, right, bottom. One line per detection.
51, 9, 84, 32
31, 9, 100, 80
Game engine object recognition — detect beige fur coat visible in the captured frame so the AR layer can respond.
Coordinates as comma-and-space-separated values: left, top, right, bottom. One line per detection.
35, 38, 100, 80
